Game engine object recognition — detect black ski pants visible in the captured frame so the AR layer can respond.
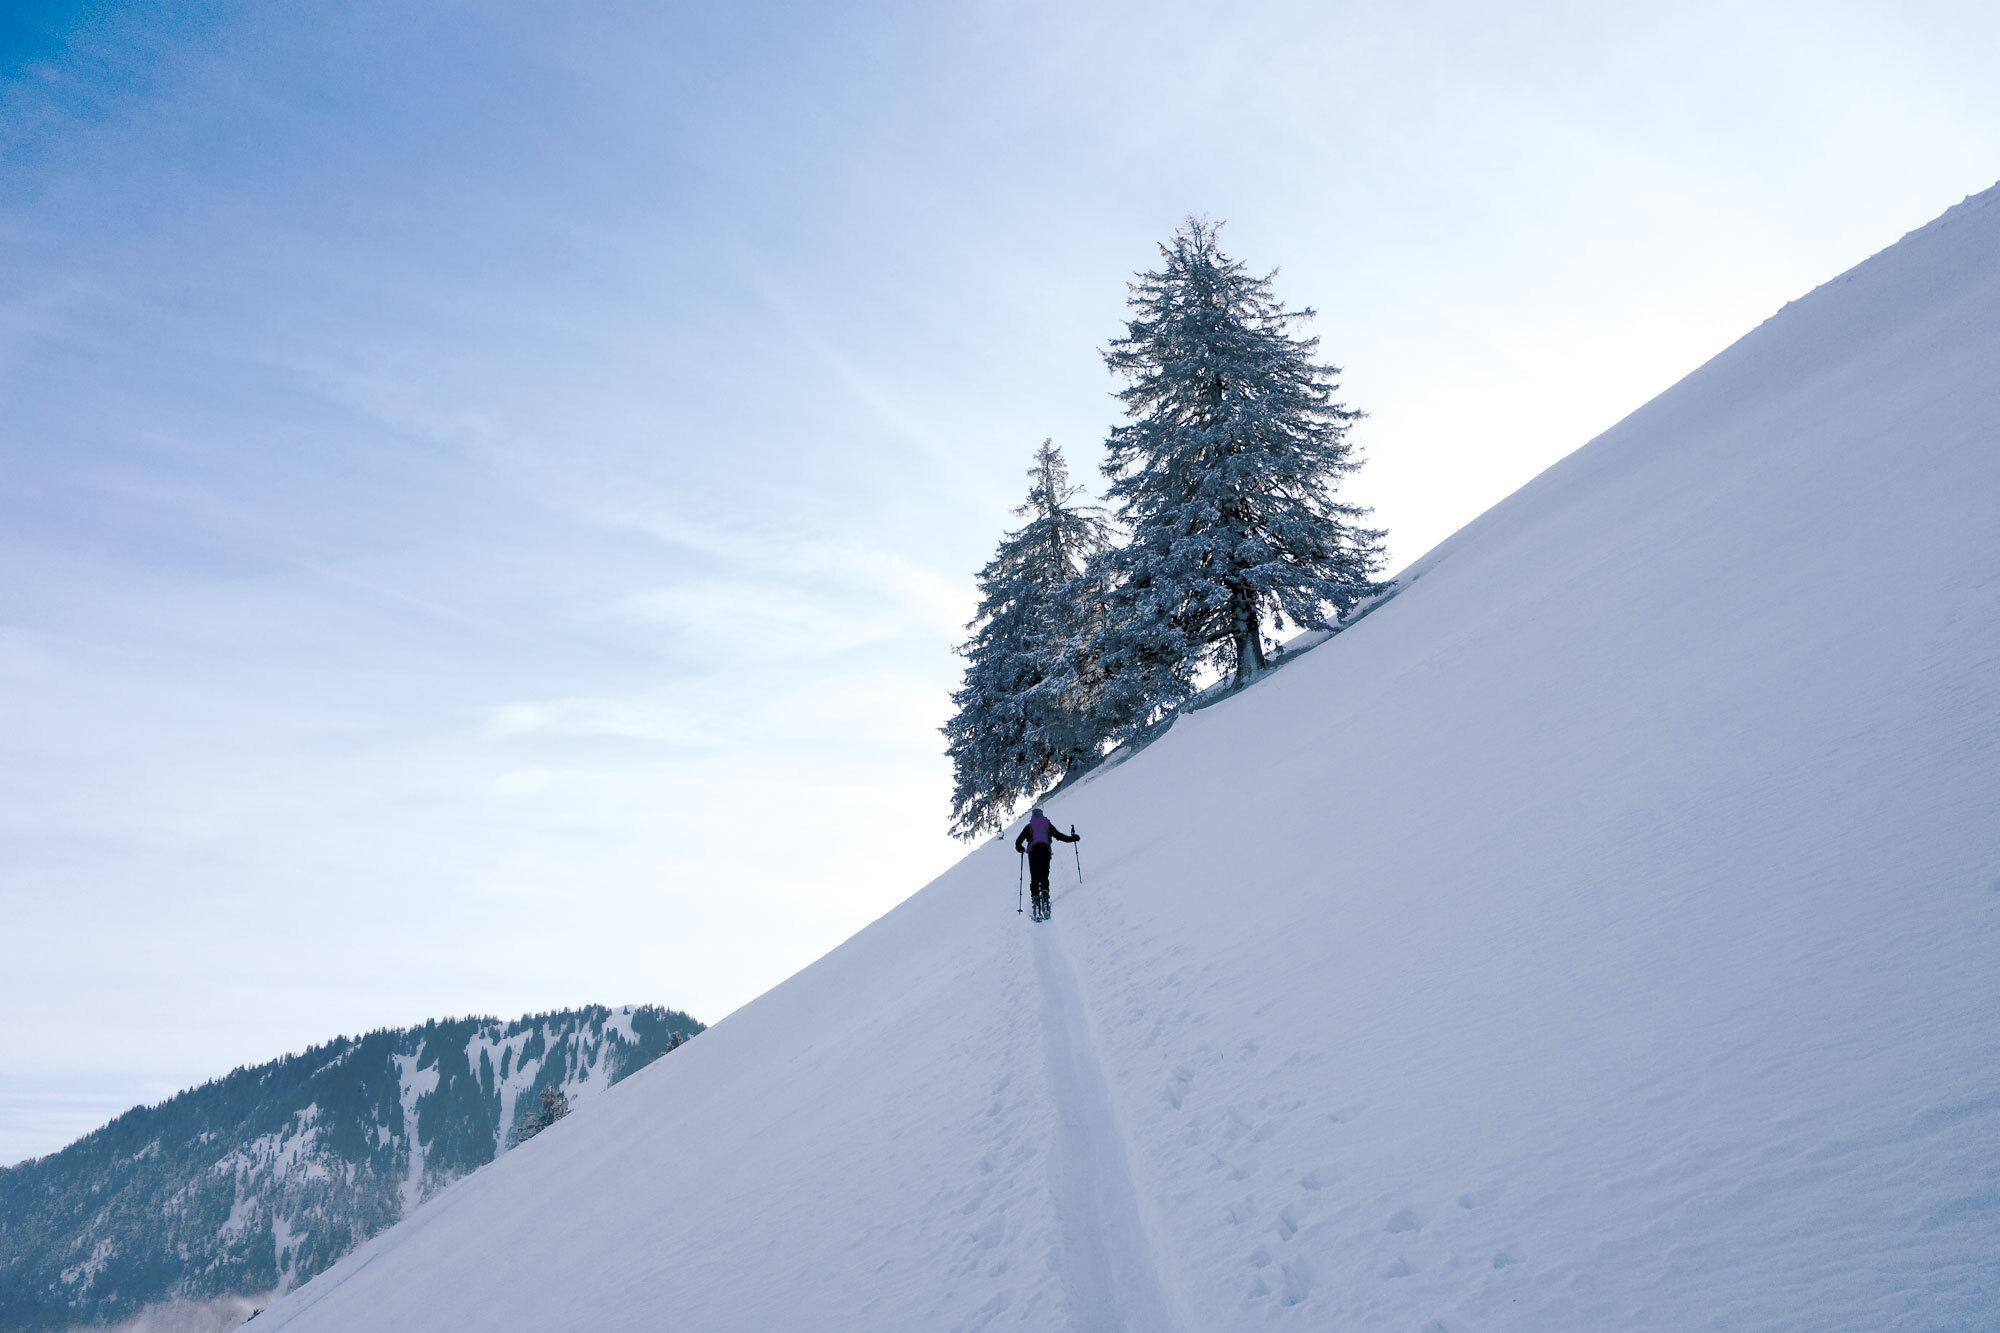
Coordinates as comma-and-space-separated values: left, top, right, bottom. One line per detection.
1028, 844, 1053, 915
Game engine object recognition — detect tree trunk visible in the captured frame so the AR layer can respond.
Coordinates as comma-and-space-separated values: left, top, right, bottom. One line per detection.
1232, 596, 1265, 690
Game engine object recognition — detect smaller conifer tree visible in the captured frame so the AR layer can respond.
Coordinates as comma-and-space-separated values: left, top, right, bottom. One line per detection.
943, 441, 1113, 839
509, 1085, 570, 1146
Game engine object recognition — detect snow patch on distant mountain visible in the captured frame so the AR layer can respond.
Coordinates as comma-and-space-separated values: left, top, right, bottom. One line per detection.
391, 1051, 436, 1214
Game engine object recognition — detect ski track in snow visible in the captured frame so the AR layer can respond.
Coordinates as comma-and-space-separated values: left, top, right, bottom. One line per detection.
1034, 919, 1184, 1333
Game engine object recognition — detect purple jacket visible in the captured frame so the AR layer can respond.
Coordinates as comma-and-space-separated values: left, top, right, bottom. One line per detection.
1015, 813, 1079, 852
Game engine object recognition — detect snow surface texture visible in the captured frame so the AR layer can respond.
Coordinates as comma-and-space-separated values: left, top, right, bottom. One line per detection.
256, 185, 2000, 1331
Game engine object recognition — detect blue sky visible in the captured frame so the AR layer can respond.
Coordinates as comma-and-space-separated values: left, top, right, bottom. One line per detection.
3, 0, 1997, 1162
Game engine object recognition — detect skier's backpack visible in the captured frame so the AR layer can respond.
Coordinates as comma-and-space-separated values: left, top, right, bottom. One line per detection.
1027, 811, 1052, 846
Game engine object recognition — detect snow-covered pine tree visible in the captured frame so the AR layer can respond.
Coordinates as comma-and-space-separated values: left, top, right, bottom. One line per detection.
943, 441, 1113, 840
1088, 217, 1386, 739
509, 1085, 570, 1145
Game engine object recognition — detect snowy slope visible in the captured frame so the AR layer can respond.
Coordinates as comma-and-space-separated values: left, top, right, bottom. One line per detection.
257, 185, 2000, 1332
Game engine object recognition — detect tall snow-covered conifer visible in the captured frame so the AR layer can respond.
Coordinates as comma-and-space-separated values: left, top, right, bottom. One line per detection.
1089, 217, 1385, 738
943, 441, 1112, 840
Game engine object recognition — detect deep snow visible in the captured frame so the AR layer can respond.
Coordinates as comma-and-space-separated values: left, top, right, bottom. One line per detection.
257, 184, 2000, 1331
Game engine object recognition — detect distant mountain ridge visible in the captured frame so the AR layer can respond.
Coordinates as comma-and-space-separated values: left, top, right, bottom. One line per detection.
0, 1004, 703, 1332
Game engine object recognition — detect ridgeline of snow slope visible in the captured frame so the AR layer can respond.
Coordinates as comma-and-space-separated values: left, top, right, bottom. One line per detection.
258, 186, 2000, 1332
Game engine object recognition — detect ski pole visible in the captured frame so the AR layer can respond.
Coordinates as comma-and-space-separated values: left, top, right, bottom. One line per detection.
1018, 850, 1024, 914
1072, 826, 1083, 883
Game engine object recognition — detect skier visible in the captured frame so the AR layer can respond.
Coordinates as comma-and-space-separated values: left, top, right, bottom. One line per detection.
1014, 807, 1080, 922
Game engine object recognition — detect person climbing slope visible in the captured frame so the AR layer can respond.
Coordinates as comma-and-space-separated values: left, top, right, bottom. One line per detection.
1014, 807, 1079, 922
